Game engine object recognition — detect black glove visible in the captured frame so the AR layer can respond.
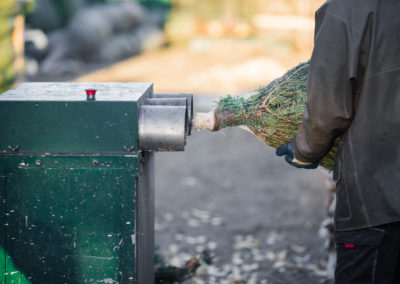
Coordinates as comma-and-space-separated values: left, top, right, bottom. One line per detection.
276, 141, 318, 169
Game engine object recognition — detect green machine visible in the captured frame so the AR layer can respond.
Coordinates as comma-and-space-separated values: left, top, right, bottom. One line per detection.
0, 83, 192, 283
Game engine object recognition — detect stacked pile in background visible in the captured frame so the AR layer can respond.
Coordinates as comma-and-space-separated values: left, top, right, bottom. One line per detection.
24, 0, 170, 79
0, 0, 19, 93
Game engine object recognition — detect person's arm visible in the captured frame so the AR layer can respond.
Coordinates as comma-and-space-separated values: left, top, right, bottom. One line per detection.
292, 2, 363, 164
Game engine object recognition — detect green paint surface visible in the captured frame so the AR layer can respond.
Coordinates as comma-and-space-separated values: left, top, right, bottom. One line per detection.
1, 247, 31, 284
1, 155, 138, 283
0, 82, 153, 154
0, 101, 138, 154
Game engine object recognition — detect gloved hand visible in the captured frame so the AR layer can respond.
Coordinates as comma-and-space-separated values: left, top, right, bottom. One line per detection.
276, 141, 319, 169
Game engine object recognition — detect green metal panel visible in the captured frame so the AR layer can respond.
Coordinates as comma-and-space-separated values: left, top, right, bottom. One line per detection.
1, 158, 5, 283
3, 155, 138, 283
0, 101, 139, 154
0, 82, 155, 283
5, 251, 31, 284
0, 82, 153, 154
0, 158, 30, 283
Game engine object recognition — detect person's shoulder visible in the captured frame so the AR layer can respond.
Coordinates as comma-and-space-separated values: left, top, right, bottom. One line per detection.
317, 0, 375, 20
321, 0, 376, 12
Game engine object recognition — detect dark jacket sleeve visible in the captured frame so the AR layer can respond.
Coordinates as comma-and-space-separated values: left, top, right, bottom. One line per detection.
293, 1, 366, 163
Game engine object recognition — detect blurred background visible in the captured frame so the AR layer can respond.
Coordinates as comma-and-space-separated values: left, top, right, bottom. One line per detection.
2, 0, 324, 94
1, 1, 337, 283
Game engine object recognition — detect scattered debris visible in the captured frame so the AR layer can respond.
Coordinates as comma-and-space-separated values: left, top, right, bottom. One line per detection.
155, 251, 213, 284
234, 235, 260, 250
181, 208, 225, 228
155, 198, 333, 283
289, 243, 307, 254
265, 231, 283, 246
156, 230, 334, 283
25, 0, 168, 78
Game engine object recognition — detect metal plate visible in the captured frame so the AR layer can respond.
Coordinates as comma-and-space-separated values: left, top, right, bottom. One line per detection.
0, 83, 153, 154
3, 155, 138, 283
154, 94, 193, 135
0, 82, 153, 102
138, 105, 187, 151
0, 160, 4, 284
0, 101, 139, 154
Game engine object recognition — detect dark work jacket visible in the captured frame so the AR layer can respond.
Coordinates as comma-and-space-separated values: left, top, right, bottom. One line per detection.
292, 0, 400, 231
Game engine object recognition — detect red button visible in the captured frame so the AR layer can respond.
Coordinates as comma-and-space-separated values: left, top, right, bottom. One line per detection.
85, 89, 97, 95
345, 244, 355, 248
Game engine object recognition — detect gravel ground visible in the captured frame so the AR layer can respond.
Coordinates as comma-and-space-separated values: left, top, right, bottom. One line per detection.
154, 97, 334, 284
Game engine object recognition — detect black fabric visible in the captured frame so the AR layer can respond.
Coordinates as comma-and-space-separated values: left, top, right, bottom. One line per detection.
335, 222, 400, 284
292, 0, 400, 230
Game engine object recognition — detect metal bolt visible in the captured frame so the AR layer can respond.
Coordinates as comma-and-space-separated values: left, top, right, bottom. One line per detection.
35, 159, 41, 166
92, 159, 99, 167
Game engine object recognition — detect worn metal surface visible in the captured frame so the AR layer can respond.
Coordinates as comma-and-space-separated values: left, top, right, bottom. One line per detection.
0, 82, 160, 283
155, 94, 193, 135
1, 155, 138, 283
139, 95, 194, 151
145, 98, 187, 106
0, 82, 153, 101
137, 152, 155, 284
145, 98, 190, 137
138, 105, 187, 151
0, 162, 4, 284
0, 83, 153, 154
0, 82, 194, 282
